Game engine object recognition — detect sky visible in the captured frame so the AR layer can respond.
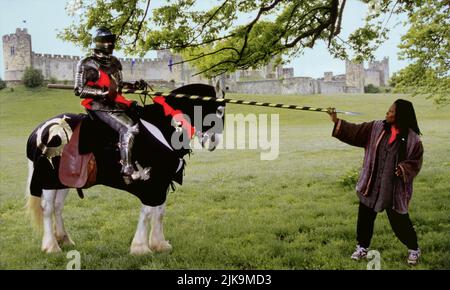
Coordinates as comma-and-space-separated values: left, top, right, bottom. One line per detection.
0, 0, 411, 79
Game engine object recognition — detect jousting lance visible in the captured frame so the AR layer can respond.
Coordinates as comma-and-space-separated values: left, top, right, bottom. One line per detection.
47, 84, 361, 115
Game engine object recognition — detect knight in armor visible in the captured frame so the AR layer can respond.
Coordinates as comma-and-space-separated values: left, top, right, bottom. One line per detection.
74, 27, 138, 183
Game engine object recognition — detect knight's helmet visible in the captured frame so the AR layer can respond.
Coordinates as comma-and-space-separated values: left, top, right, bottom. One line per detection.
93, 27, 116, 55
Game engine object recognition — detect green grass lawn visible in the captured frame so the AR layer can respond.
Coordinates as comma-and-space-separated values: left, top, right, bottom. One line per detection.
0, 86, 449, 269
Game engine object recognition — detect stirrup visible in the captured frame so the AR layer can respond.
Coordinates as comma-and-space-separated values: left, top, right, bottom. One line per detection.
131, 161, 151, 181
123, 162, 151, 185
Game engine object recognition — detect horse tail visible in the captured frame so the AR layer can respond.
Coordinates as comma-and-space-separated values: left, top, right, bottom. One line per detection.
25, 159, 43, 232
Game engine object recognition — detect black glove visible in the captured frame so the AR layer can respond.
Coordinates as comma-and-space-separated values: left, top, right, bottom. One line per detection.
133, 79, 148, 90
128, 100, 142, 117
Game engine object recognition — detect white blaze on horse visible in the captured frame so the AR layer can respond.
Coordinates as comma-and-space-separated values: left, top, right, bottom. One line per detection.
25, 83, 225, 255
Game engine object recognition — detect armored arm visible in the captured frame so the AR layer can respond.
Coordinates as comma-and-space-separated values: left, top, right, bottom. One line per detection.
74, 58, 108, 99
110, 56, 124, 94
116, 69, 124, 94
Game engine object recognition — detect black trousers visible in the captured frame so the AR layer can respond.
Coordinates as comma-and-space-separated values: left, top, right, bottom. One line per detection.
356, 202, 419, 250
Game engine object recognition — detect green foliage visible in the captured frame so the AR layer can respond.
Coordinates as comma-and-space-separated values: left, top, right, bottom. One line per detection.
389, 0, 449, 104
22, 67, 44, 88
390, 65, 450, 105
48, 76, 58, 84
364, 84, 380, 93
0, 77, 6, 90
339, 168, 360, 189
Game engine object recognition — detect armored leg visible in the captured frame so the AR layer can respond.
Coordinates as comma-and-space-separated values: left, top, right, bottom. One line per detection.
118, 123, 139, 176
91, 109, 139, 179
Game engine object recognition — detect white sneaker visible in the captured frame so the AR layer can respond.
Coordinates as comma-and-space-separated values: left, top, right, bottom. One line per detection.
351, 245, 368, 260
407, 248, 421, 266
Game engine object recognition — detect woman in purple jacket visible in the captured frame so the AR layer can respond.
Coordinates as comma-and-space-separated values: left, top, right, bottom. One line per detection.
328, 99, 423, 265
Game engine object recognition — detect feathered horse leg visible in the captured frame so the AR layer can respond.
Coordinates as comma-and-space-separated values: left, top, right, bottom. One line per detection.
130, 205, 153, 255
54, 189, 75, 246
149, 203, 172, 252
41, 189, 62, 253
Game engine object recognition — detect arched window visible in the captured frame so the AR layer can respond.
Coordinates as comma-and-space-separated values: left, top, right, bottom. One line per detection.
10, 46, 15, 55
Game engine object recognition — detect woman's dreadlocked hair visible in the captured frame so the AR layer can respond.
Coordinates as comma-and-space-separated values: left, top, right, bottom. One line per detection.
394, 99, 421, 136
393, 99, 421, 162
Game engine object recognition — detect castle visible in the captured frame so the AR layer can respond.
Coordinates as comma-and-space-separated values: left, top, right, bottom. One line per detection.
3, 28, 389, 94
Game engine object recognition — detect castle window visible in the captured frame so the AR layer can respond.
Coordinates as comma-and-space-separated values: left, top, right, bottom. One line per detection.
10, 46, 15, 55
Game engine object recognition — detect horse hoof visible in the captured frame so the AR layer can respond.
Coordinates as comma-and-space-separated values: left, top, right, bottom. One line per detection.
57, 235, 75, 247
150, 240, 172, 253
42, 241, 62, 254
130, 243, 152, 255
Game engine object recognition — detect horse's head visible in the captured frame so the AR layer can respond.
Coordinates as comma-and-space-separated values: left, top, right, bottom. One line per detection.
139, 83, 226, 153
168, 83, 225, 151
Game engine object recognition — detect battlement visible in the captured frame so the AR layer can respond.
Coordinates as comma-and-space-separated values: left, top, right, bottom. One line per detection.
16, 28, 28, 34
119, 55, 171, 64
2, 32, 31, 42
29, 53, 171, 63
32, 53, 80, 60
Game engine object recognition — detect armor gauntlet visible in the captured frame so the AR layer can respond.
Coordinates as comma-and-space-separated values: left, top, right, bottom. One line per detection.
74, 59, 108, 99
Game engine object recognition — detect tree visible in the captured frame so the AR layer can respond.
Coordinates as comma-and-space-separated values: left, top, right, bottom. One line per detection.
60, 0, 449, 102
0, 77, 6, 90
59, 0, 347, 78
22, 67, 44, 88
389, 1, 449, 104
364, 84, 380, 93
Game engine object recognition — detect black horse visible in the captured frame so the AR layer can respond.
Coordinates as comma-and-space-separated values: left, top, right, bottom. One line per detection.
25, 83, 226, 254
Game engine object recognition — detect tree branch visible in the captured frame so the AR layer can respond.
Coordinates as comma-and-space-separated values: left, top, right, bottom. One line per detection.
191, 59, 238, 77
131, 0, 151, 48
116, 0, 139, 41
190, 0, 231, 44
239, 0, 283, 61
171, 46, 240, 66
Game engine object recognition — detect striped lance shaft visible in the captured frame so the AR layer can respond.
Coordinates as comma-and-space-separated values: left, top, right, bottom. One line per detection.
47, 84, 361, 115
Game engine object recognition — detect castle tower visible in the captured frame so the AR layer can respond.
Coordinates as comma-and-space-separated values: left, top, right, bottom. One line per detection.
381, 56, 389, 86
368, 57, 389, 86
324, 71, 333, 81
345, 60, 364, 93
2, 28, 32, 81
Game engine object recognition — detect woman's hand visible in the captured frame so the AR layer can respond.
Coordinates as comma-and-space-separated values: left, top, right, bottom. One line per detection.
395, 166, 403, 177
327, 107, 338, 124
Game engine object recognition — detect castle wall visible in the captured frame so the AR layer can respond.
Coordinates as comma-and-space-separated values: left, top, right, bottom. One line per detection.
121, 55, 176, 82
227, 77, 317, 95
318, 80, 346, 94
30, 51, 210, 86
226, 77, 354, 95
32, 53, 79, 80
364, 69, 381, 87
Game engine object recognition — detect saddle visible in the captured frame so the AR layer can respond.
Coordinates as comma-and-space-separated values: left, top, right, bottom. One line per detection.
59, 121, 97, 196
